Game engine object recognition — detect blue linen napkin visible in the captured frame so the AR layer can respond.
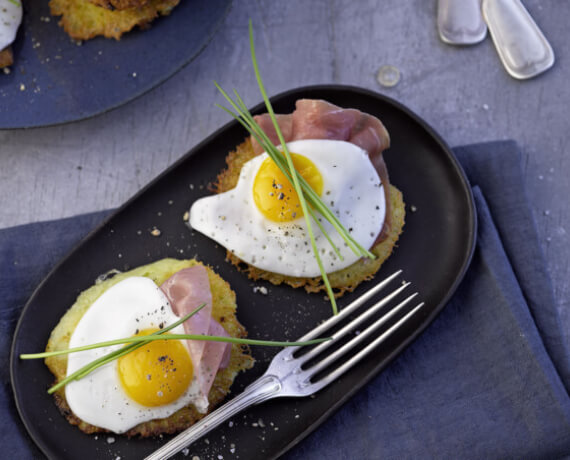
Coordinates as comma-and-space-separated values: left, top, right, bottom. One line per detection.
1, 141, 569, 459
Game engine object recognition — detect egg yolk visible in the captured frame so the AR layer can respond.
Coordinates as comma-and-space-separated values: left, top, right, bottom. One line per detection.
117, 329, 193, 407
253, 153, 324, 222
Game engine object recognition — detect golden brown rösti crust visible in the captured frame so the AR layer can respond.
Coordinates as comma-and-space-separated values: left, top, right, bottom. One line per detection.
87, 0, 150, 10
45, 259, 254, 437
0, 47, 14, 68
49, 0, 180, 41
212, 138, 406, 297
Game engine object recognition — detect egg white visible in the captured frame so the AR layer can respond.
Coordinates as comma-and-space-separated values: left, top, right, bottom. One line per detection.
190, 139, 386, 278
0, 0, 22, 52
65, 277, 207, 434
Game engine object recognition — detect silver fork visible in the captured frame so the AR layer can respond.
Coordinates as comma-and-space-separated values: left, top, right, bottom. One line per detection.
145, 270, 423, 460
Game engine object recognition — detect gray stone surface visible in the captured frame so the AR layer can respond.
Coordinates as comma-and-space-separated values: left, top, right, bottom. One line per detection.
0, 2, 568, 347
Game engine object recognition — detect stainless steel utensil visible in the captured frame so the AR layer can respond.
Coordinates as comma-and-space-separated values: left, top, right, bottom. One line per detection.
438, 0, 487, 45
482, 0, 555, 79
145, 270, 424, 460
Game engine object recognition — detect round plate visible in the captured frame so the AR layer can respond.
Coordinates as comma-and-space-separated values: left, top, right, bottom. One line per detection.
11, 85, 476, 459
0, 0, 231, 129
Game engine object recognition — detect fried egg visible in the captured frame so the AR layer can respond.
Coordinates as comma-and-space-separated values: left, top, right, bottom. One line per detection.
0, 0, 22, 51
190, 139, 386, 278
65, 276, 206, 434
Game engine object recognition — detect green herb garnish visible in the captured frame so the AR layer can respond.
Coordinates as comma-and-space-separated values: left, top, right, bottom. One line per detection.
214, 21, 375, 315
20, 302, 329, 394
7, 0, 21, 6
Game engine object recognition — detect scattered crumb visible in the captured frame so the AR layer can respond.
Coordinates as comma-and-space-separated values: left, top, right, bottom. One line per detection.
3, 67, 10, 75
132, 72, 137, 78
257, 418, 265, 428
253, 286, 268, 295
19, 83, 25, 91
150, 227, 161, 237
544, 210, 550, 216
538, 175, 544, 180
410, 205, 417, 212
106, 437, 115, 444
228, 421, 234, 427
183, 211, 190, 222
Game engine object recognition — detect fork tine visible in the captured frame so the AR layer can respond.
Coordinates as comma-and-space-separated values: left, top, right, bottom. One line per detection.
296, 270, 403, 343
302, 293, 420, 378
298, 282, 412, 364
305, 301, 425, 391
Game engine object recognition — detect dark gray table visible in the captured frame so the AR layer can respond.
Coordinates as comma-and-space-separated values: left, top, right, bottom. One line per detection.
0, 0, 567, 402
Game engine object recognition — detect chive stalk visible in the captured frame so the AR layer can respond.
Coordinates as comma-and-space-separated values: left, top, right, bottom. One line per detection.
20, 302, 329, 394
214, 22, 376, 314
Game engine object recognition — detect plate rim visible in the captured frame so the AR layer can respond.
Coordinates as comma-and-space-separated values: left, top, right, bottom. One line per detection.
10, 84, 477, 459
0, 0, 233, 130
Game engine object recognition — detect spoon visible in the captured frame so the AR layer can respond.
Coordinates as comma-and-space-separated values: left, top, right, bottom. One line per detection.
437, 0, 487, 45
482, 0, 555, 79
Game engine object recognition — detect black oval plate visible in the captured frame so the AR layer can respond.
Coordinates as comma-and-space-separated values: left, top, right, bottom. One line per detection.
11, 85, 476, 459
0, 0, 231, 129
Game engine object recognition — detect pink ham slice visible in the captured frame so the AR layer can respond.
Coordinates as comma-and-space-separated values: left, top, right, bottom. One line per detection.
251, 99, 390, 156
252, 99, 393, 243
160, 266, 231, 401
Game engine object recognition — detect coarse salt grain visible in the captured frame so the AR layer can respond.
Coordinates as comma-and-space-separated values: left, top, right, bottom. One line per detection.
253, 286, 268, 295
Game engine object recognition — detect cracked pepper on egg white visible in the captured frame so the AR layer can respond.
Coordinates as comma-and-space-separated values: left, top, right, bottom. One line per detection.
190, 139, 386, 278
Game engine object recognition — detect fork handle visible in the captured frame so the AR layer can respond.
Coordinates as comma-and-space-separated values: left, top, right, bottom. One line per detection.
144, 374, 282, 460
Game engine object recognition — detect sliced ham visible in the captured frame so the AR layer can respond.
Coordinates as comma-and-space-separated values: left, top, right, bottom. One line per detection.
252, 99, 393, 243
252, 99, 390, 155
160, 266, 231, 406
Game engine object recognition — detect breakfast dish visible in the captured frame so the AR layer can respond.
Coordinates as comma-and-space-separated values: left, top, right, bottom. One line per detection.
0, 0, 230, 128
45, 258, 254, 437
11, 86, 475, 459
192, 99, 405, 296
49, 0, 180, 40
0, 0, 22, 68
